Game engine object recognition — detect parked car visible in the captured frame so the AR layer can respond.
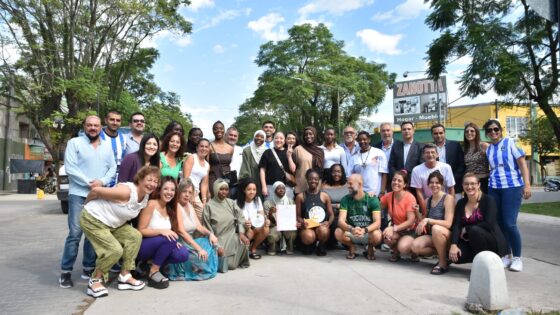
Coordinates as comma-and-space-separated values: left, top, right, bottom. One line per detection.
57, 164, 69, 214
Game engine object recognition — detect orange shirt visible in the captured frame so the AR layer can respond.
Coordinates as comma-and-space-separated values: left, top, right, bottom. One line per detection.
380, 191, 417, 226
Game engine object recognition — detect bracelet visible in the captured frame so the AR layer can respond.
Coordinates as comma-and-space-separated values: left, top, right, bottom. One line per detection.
364, 226, 369, 233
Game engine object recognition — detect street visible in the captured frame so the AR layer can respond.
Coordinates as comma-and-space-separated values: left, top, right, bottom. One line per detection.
0, 193, 559, 314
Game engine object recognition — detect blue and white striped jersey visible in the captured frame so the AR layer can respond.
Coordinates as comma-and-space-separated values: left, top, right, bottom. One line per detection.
486, 137, 525, 189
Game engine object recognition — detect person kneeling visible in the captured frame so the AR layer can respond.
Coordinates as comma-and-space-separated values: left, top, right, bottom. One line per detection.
335, 174, 382, 260
79, 166, 160, 298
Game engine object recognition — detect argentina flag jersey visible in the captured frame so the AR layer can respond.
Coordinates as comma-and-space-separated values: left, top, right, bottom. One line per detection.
100, 129, 127, 187
486, 137, 525, 189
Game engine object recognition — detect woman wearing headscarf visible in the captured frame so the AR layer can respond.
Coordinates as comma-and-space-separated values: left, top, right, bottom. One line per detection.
239, 130, 266, 197
288, 126, 325, 195
202, 179, 250, 270
263, 181, 297, 255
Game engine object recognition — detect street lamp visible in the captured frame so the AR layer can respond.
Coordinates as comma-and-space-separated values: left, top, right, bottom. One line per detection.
402, 70, 443, 124
289, 76, 342, 137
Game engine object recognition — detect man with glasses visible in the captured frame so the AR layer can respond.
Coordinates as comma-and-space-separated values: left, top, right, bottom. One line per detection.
126, 112, 145, 154
340, 126, 359, 177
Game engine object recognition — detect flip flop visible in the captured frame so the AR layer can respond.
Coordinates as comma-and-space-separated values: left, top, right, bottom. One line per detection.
389, 253, 401, 262
249, 252, 262, 260
362, 249, 376, 261
430, 264, 448, 275
346, 252, 356, 260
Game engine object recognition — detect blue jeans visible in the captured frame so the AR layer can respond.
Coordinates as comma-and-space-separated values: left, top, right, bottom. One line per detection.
488, 186, 523, 257
60, 194, 96, 272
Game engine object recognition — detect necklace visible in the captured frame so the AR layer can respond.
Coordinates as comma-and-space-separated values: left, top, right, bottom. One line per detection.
360, 149, 370, 168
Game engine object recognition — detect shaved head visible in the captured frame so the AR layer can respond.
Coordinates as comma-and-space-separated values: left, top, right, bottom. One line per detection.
347, 174, 364, 197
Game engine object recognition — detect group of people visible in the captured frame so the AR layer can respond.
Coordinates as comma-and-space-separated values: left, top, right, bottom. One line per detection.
58, 110, 531, 298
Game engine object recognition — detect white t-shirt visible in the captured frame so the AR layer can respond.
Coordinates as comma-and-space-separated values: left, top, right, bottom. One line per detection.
242, 198, 263, 221
230, 145, 243, 174
84, 182, 148, 228
320, 144, 347, 169
351, 147, 388, 195
410, 162, 455, 198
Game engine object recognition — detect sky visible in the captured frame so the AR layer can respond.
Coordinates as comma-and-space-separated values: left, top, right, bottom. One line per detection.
147, 0, 501, 137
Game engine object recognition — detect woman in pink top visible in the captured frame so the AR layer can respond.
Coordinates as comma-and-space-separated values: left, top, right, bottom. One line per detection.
380, 170, 418, 262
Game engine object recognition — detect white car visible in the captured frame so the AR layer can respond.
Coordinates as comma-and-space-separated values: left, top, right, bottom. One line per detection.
57, 165, 69, 214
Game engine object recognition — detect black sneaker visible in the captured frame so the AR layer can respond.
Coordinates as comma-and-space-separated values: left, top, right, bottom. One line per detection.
316, 243, 327, 256
59, 272, 73, 288
81, 269, 93, 280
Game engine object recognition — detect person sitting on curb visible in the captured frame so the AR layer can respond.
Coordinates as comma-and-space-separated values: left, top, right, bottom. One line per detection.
79, 166, 160, 298
335, 174, 382, 260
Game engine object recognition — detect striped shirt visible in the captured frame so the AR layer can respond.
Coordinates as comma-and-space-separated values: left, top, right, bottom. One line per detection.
100, 129, 127, 187
487, 137, 525, 189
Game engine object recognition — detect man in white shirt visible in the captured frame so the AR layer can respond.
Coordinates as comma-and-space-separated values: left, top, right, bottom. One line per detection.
374, 122, 394, 162
410, 143, 455, 215
351, 131, 388, 196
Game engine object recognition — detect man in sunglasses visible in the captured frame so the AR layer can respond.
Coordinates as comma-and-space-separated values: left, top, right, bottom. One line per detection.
125, 112, 146, 154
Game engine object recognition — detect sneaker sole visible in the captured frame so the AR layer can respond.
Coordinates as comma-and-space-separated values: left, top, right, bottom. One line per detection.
59, 282, 72, 289
81, 274, 91, 280
87, 288, 108, 298
118, 282, 146, 291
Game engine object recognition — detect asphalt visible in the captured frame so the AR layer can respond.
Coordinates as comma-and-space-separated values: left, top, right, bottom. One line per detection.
0, 191, 558, 315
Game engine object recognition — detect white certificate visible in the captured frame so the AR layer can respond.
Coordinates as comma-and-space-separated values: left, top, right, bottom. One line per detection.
276, 204, 297, 231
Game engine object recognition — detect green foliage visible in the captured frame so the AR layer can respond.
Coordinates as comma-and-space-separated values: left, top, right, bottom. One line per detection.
0, 0, 192, 162
143, 91, 192, 138
424, 0, 560, 142
521, 116, 560, 180
233, 23, 395, 142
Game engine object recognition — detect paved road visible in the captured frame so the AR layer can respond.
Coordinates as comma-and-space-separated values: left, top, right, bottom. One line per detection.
0, 194, 558, 315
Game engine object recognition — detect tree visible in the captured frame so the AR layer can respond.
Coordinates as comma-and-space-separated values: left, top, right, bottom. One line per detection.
233, 23, 395, 142
521, 116, 559, 182
143, 91, 192, 137
0, 0, 191, 163
425, 0, 560, 142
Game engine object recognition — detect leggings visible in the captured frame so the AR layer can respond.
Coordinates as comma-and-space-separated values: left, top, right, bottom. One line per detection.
455, 225, 498, 264
137, 235, 189, 267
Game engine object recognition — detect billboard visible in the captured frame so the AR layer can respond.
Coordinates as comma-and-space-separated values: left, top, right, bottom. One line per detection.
393, 76, 447, 124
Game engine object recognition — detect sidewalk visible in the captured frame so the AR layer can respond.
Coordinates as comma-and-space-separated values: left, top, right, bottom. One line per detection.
85, 212, 560, 315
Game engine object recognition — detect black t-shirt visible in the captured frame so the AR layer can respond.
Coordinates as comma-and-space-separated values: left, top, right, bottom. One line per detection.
258, 148, 289, 185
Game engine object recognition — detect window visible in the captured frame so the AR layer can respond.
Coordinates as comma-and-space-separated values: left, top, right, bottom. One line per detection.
505, 116, 528, 139
19, 122, 30, 139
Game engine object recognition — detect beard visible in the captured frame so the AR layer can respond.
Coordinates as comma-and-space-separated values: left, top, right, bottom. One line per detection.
350, 187, 358, 196
86, 133, 100, 141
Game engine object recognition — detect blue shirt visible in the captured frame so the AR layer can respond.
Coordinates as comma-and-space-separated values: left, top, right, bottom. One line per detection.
340, 141, 359, 177
487, 137, 525, 189
64, 135, 117, 197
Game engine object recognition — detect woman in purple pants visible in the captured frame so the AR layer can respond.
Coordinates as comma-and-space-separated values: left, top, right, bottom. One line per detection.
137, 176, 188, 289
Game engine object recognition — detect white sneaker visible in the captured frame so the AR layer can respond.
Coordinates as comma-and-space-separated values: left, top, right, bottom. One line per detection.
501, 256, 512, 268
509, 257, 523, 272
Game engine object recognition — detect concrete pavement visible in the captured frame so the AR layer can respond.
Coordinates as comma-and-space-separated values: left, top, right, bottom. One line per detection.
0, 193, 558, 315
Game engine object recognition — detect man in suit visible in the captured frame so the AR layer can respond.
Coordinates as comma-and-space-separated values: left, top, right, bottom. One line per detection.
388, 121, 424, 184
431, 123, 465, 197
374, 122, 395, 163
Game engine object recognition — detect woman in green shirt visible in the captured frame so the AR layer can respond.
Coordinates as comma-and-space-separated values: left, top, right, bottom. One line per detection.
160, 131, 185, 180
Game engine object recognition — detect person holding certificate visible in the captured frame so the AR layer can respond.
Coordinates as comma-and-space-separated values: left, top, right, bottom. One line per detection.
263, 181, 297, 255
335, 174, 382, 260
295, 169, 334, 256
237, 179, 269, 260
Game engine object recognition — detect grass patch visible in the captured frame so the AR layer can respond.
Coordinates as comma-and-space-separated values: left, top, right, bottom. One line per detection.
521, 202, 560, 217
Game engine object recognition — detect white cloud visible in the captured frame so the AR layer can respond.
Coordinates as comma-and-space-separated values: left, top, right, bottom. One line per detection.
298, 0, 374, 19
140, 30, 193, 48
372, 0, 430, 23
188, 0, 215, 11
356, 29, 403, 55
247, 13, 288, 41
175, 35, 193, 47
213, 44, 225, 54
196, 9, 247, 32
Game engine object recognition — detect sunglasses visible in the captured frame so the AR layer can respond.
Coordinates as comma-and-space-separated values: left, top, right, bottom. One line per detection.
133, 119, 145, 124
486, 127, 500, 133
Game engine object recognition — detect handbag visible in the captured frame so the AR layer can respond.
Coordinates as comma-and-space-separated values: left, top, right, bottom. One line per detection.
210, 143, 238, 187
271, 148, 296, 187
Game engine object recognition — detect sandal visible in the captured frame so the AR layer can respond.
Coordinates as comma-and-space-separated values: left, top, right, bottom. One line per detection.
249, 252, 262, 260
364, 246, 376, 261
346, 252, 356, 260
148, 271, 169, 289
117, 273, 146, 291
410, 254, 420, 263
389, 253, 401, 262
87, 278, 108, 298
430, 264, 448, 275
